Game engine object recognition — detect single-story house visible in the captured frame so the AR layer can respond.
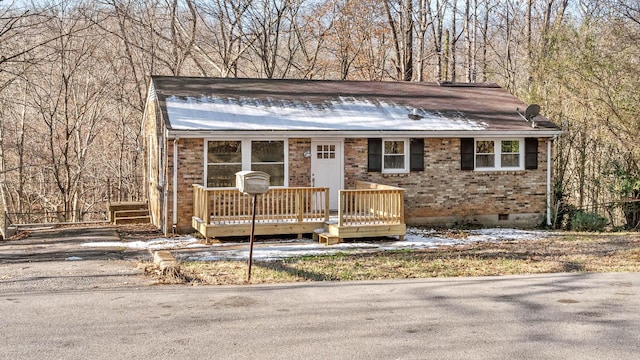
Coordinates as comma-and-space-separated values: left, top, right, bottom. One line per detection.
142, 76, 561, 238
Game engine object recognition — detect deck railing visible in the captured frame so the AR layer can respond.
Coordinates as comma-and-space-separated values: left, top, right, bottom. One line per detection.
338, 181, 405, 226
193, 185, 329, 225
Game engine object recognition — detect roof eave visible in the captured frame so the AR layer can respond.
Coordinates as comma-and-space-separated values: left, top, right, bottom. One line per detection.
165, 129, 563, 139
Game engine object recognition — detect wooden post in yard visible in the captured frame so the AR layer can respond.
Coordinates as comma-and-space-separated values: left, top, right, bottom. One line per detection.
247, 194, 258, 282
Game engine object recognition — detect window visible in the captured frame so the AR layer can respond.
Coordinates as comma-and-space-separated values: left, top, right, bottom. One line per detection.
206, 140, 286, 187
500, 140, 520, 167
368, 138, 423, 173
251, 141, 285, 186
475, 140, 495, 168
474, 139, 523, 170
207, 141, 242, 187
383, 140, 409, 173
316, 144, 336, 159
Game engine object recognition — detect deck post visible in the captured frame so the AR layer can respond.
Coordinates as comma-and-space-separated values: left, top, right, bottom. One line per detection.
337, 191, 344, 227
325, 189, 330, 222
204, 187, 210, 224
297, 190, 303, 223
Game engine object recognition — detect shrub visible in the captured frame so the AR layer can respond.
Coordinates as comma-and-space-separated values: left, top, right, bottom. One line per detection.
571, 211, 608, 232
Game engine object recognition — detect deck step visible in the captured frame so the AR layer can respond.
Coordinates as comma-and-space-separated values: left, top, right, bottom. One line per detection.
316, 232, 340, 245
114, 209, 149, 218
114, 215, 150, 225
109, 201, 149, 224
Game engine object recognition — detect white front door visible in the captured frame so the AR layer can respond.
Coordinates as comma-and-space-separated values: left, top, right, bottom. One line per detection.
311, 140, 343, 210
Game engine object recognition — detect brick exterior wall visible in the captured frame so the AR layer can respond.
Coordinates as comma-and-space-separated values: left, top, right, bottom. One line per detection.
152, 135, 550, 234
288, 138, 312, 187
344, 137, 549, 227
166, 138, 204, 233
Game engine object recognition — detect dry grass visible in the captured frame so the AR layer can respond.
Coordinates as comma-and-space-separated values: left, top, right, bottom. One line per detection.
162, 231, 640, 285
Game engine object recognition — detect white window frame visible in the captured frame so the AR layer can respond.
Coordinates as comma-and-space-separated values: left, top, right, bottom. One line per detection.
474, 138, 524, 171
382, 139, 410, 174
250, 140, 287, 187
204, 139, 288, 188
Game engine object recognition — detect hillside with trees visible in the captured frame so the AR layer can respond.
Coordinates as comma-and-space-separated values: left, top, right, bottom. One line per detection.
0, 0, 638, 236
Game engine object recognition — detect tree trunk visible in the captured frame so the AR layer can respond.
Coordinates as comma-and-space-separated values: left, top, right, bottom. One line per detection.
403, 0, 413, 81
450, 0, 457, 82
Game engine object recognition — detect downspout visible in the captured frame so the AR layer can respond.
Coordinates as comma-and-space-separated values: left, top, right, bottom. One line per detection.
173, 137, 179, 235
547, 138, 552, 227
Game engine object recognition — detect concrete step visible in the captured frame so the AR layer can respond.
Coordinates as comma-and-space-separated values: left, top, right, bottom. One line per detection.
153, 250, 180, 275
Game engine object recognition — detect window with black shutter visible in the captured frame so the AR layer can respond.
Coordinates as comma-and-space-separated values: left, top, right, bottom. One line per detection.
368, 138, 422, 173
461, 137, 536, 171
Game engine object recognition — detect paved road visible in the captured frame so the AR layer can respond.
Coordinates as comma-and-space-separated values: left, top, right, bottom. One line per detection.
3, 273, 640, 359
1, 228, 639, 359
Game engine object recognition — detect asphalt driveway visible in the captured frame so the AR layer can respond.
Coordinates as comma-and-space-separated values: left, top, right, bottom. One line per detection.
0, 226, 154, 292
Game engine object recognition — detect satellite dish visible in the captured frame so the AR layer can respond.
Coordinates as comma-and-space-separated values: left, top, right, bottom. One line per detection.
524, 104, 540, 120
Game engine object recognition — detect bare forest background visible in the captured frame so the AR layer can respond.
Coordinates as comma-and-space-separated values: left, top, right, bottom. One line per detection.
0, 0, 638, 236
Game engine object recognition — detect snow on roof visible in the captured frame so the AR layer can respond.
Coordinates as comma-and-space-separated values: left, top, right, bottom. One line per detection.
149, 77, 561, 134
164, 95, 488, 131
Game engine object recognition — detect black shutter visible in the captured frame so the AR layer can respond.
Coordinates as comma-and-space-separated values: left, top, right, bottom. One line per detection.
368, 138, 382, 172
460, 138, 474, 170
410, 138, 424, 171
525, 138, 538, 170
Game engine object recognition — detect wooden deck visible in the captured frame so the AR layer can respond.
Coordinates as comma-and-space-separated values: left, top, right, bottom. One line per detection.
326, 181, 406, 241
192, 186, 329, 238
192, 181, 406, 242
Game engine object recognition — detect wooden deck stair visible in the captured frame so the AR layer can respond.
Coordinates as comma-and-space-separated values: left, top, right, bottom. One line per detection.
314, 231, 340, 245
109, 201, 150, 225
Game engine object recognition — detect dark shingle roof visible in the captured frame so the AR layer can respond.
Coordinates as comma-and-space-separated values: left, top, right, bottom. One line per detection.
149, 76, 560, 134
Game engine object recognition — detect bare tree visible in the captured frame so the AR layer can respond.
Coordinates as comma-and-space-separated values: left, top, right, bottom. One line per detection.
193, 0, 254, 77
450, 0, 458, 82
415, 0, 434, 81
464, 0, 478, 82
27, 5, 111, 221
245, 0, 294, 78
288, 0, 332, 79
384, 0, 414, 81
427, 0, 448, 81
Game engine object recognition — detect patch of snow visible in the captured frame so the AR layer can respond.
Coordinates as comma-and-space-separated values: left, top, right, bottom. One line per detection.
465, 228, 547, 242
80, 228, 550, 261
65, 256, 83, 261
82, 236, 205, 250
165, 96, 487, 131
175, 227, 551, 262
